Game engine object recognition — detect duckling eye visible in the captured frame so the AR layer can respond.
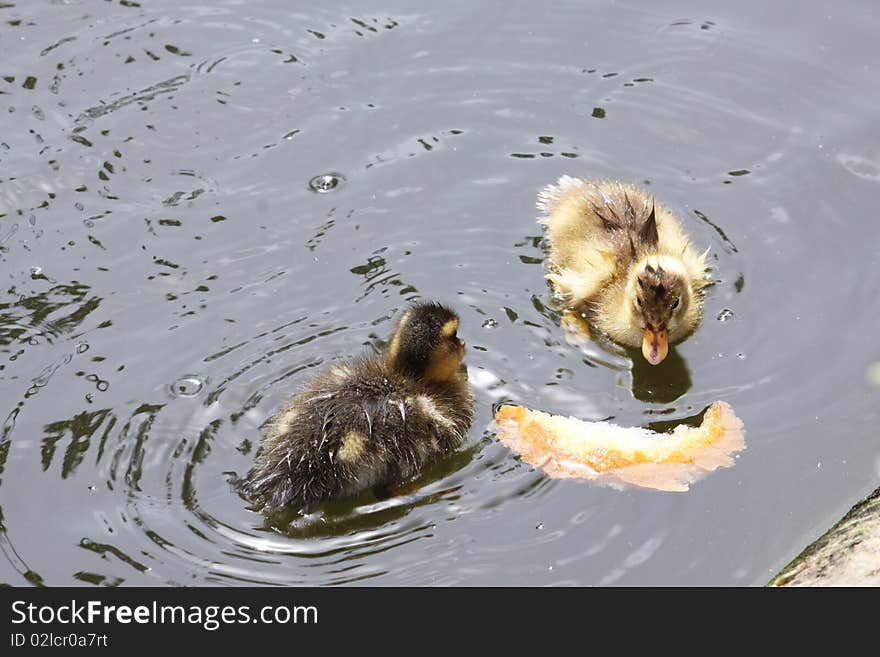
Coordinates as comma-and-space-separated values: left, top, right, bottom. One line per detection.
636, 297, 642, 308
672, 297, 680, 310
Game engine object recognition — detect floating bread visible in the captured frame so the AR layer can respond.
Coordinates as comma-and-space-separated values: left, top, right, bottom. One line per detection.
492, 401, 745, 492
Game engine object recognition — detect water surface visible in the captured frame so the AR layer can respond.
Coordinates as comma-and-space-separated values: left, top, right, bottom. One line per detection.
1, 0, 879, 586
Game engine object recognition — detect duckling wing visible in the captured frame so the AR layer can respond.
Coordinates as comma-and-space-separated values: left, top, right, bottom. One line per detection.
547, 258, 615, 304
539, 178, 633, 304
246, 375, 387, 510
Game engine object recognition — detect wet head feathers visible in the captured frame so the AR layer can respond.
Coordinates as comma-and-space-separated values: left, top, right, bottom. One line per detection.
634, 256, 689, 329
387, 301, 464, 382
441, 318, 459, 338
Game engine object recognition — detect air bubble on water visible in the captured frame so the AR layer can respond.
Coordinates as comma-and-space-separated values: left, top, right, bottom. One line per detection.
309, 173, 345, 193
481, 318, 498, 329
76, 341, 89, 354
737, 352, 746, 360
170, 375, 206, 398
29, 266, 42, 278
717, 308, 735, 322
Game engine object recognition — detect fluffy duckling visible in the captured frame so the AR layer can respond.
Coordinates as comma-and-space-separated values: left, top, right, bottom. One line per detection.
245, 302, 474, 512
538, 176, 710, 365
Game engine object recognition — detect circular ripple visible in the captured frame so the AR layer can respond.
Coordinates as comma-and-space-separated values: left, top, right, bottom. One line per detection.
169, 376, 207, 398
308, 173, 345, 193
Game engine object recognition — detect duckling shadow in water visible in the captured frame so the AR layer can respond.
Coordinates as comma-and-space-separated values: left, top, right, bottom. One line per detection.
560, 310, 693, 402
643, 404, 708, 433
627, 345, 692, 404
250, 444, 481, 539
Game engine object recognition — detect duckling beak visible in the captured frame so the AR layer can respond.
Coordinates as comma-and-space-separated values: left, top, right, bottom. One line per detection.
642, 327, 668, 365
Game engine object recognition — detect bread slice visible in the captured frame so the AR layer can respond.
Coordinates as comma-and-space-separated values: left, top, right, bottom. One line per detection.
493, 401, 745, 492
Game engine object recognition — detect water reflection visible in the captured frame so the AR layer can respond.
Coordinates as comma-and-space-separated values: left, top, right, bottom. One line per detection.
558, 308, 693, 405
0, 282, 101, 348
2, 0, 880, 587
629, 347, 692, 404
349, 249, 419, 302
42, 408, 116, 478
255, 444, 482, 539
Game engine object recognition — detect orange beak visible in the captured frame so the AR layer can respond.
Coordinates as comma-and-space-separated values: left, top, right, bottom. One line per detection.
642, 327, 668, 365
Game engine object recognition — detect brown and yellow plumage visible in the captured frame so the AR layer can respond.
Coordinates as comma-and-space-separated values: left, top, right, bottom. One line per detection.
246, 302, 474, 512
539, 176, 710, 364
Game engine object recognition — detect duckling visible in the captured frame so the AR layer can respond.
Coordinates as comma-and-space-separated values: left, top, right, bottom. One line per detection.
538, 176, 710, 365
245, 302, 474, 512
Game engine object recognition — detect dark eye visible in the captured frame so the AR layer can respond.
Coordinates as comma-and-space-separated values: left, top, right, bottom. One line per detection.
636, 298, 642, 307
672, 297, 680, 309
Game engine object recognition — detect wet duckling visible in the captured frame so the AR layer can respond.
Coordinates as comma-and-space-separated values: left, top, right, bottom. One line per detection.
539, 176, 710, 365
246, 302, 474, 512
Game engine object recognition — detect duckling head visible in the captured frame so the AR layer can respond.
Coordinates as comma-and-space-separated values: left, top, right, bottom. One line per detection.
628, 255, 693, 365
387, 302, 466, 384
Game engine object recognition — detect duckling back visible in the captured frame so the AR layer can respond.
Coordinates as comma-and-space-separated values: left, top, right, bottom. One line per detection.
538, 176, 705, 306
246, 358, 473, 512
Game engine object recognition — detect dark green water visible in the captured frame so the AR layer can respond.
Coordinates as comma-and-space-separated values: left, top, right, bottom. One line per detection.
1, 0, 879, 585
